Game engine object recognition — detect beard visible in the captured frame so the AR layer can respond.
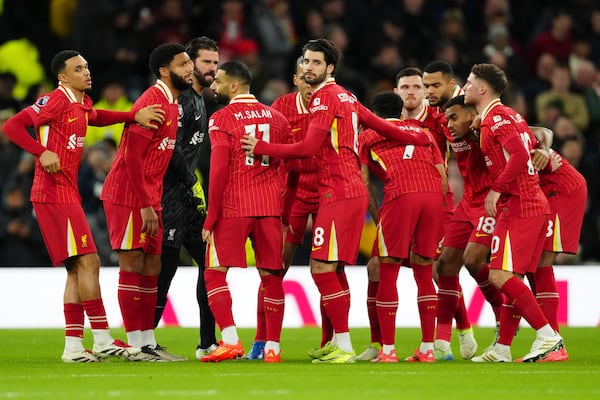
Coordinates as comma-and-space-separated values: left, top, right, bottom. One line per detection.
304, 69, 327, 85
213, 90, 230, 105
170, 71, 192, 92
194, 69, 214, 88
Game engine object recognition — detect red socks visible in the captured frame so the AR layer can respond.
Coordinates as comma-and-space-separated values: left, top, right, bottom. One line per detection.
261, 274, 285, 343
376, 262, 400, 345
204, 269, 235, 330
118, 270, 142, 333
312, 271, 349, 334
64, 303, 84, 338
82, 298, 109, 330
412, 263, 437, 343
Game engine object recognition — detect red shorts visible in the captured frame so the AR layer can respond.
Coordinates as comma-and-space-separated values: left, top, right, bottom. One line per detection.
490, 213, 547, 275
104, 202, 163, 255
33, 202, 97, 266
206, 216, 283, 270
311, 196, 368, 265
543, 185, 587, 254
443, 201, 495, 249
377, 193, 443, 259
285, 196, 319, 245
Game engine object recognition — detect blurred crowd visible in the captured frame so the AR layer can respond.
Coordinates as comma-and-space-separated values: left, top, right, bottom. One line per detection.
1, 0, 600, 265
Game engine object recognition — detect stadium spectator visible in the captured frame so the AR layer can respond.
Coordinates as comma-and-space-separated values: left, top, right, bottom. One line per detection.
535, 64, 589, 132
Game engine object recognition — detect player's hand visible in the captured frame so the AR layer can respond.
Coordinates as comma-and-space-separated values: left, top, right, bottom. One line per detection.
530, 148, 549, 170
135, 104, 165, 129
191, 181, 207, 216
469, 114, 482, 131
484, 189, 501, 217
241, 135, 258, 157
140, 206, 159, 236
39, 150, 60, 174
548, 149, 563, 172
201, 228, 211, 242
282, 224, 294, 246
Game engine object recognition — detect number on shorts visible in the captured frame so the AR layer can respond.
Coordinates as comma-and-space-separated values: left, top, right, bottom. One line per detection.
476, 216, 496, 234
313, 226, 325, 247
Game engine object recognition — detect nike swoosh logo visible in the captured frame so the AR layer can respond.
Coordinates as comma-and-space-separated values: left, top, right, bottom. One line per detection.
475, 232, 489, 237
311, 246, 322, 251
166, 120, 173, 126
133, 297, 141, 301
292, 127, 301, 132
490, 256, 497, 262
68, 117, 78, 123
195, 114, 202, 120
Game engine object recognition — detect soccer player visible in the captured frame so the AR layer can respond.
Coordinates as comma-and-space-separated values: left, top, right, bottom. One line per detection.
152, 37, 220, 361
435, 95, 504, 361
245, 56, 323, 360
241, 38, 431, 363
101, 43, 194, 362
199, 61, 293, 363
463, 63, 563, 362
1, 49, 164, 362
423, 60, 465, 112
359, 92, 445, 363
474, 129, 586, 363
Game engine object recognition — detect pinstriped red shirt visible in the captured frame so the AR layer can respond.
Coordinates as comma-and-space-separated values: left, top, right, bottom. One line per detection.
308, 78, 367, 203
208, 94, 292, 217
359, 119, 443, 204
539, 149, 586, 196
479, 99, 549, 217
271, 92, 319, 203
449, 136, 492, 207
101, 80, 180, 209
26, 84, 93, 203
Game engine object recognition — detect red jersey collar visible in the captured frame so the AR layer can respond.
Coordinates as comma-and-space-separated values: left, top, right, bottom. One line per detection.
154, 79, 176, 104
481, 98, 502, 120
229, 94, 258, 104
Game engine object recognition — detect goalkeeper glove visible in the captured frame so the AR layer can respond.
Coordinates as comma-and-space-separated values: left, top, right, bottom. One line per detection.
191, 181, 207, 216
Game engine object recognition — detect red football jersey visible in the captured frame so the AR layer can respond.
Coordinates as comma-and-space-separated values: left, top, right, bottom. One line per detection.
449, 137, 492, 207
479, 99, 549, 217
208, 94, 291, 217
101, 80, 179, 209
412, 104, 451, 166
538, 149, 587, 196
307, 78, 367, 203
359, 119, 443, 204
271, 92, 319, 203
25, 84, 93, 203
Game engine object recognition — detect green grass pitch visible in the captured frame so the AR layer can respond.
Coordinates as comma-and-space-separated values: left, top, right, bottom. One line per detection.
0, 327, 599, 399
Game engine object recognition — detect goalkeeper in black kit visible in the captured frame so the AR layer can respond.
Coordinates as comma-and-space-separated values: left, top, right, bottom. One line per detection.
154, 37, 220, 359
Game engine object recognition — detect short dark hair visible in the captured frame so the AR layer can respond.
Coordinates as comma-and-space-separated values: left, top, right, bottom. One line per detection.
395, 67, 423, 85
470, 63, 508, 95
371, 92, 404, 119
51, 50, 81, 77
218, 60, 253, 86
423, 60, 454, 77
149, 43, 187, 79
186, 36, 218, 60
302, 38, 340, 76
445, 94, 475, 110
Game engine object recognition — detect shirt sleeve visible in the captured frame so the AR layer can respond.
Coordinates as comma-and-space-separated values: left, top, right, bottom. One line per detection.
88, 109, 134, 126
123, 129, 153, 207
491, 133, 530, 194
358, 103, 431, 146
2, 108, 47, 156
